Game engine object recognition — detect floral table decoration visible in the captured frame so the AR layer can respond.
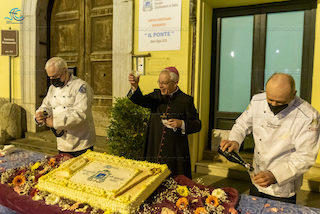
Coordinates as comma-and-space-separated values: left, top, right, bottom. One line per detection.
0, 154, 239, 214
138, 175, 239, 214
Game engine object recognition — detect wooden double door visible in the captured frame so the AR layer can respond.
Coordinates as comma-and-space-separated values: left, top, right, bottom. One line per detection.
50, 0, 113, 135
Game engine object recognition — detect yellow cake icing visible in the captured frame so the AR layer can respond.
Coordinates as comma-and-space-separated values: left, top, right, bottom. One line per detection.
36, 151, 171, 213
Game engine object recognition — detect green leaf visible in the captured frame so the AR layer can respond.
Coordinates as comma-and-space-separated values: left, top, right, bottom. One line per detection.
106, 97, 150, 159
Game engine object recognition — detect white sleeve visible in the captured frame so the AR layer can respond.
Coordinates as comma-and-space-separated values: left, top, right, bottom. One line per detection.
270, 115, 320, 186
228, 100, 254, 147
53, 83, 93, 130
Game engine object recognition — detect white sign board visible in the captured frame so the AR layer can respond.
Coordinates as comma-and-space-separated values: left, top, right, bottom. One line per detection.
138, 0, 181, 51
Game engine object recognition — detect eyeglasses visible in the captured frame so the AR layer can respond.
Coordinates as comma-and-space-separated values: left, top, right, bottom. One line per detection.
48, 70, 65, 79
158, 80, 174, 86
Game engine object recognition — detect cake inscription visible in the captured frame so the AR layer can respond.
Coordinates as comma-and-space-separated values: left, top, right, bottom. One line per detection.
70, 161, 137, 191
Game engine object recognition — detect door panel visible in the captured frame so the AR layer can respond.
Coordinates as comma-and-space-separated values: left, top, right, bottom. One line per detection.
92, 0, 113, 7
50, 0, 84, 78
85, 0, 113, 135
51, 0, 113, 136
92, 62, 112, 96
86, 1, 113, 97
55, 0, 79, 12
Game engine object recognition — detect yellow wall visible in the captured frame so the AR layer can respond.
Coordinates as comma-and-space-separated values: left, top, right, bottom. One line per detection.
196, 0, 320, 164
312, 2, 320, 114
0, 0, 318, 165
134, 0, 320, 166
133, 0, 192, 94
312, 1, 320, 163
193, 0, 213, 162
0, 0, 21, 101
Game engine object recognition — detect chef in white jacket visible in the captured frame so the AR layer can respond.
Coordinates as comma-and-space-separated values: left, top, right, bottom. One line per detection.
35, 57, 96, 157
220, 73, 320, 204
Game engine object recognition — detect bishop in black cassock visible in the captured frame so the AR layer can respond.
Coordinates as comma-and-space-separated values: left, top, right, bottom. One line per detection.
128, 67, 201, 178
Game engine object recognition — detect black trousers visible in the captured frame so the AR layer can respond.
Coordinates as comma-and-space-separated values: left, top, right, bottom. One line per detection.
59, 146, 94, 157
250, 184, 296, 204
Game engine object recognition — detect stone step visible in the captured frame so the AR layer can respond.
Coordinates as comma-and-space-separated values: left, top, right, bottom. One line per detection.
302, 165, 320, 192
195, 160, 320, 192
25, 130, 56, 143
203, 149, 253, 162
195, 160, 251, 181
9, 131, 110, 155
9, 138, 57, 155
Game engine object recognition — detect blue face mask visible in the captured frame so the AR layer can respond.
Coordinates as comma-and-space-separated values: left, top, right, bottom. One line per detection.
268, 103, 288, 115
51, 78, 65, 88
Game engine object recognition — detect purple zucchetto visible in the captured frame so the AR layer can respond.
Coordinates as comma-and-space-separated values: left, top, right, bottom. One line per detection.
164, 67, 179, 77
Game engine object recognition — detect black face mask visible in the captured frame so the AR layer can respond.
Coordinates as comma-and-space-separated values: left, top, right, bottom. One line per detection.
51, 78, 65, 88
268, 103, 288, 115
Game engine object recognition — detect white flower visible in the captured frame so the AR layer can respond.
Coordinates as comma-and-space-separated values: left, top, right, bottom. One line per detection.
161, 207, 175, 214
211, 188, 227, 202
45, 194, 60, 205
217, 205, 225, 213
32, 194, 43, 201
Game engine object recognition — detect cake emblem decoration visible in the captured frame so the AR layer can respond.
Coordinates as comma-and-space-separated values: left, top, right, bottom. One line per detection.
88, 169, 111, 183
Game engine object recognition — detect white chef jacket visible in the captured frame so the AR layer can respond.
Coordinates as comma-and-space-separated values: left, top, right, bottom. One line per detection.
229, 92, 320, 198
36, 75, 96, 152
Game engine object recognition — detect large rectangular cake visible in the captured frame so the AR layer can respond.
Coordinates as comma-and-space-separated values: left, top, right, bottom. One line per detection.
36, 151, 171, 213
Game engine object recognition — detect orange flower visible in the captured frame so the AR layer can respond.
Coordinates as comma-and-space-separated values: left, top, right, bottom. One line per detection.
12, 175, 26, 186
205, 195, 219, 207
13, 186, 23, 194
176, 197, 188, 210
194, 207, 207, 214
229, 207, 238, 214
49, 158, 56, 167
269, 208, 279, 212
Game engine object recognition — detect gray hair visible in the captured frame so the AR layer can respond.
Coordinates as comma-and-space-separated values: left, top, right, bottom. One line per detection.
160, 69, 179, 82
45, 57, 68, 71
